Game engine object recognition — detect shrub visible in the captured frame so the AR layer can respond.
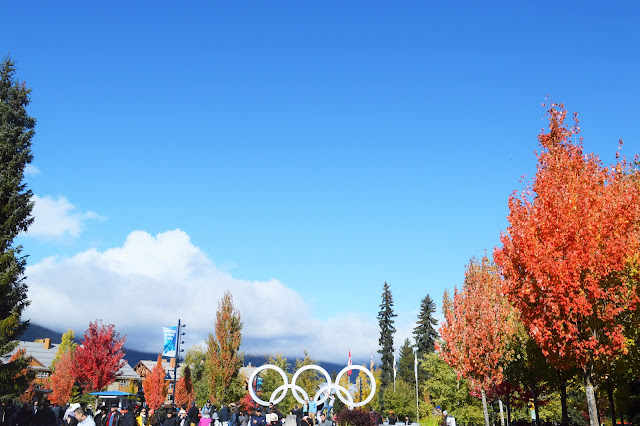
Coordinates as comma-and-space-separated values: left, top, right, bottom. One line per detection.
336, 409, 376, 426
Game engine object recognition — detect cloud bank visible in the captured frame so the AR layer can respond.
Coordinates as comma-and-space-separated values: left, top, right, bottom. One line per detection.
27, 195, 105, 239
24, 229, 381, 363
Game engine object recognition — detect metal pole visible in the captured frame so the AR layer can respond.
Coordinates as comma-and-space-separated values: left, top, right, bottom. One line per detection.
415, 350, 419, 424
415, 381, 419, 423
172, 319, 181, 403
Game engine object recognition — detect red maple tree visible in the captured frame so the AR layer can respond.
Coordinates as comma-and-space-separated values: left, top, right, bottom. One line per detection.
439, 255, 518, 426
494, 102, 640, 426
73, 320, 126, 391
50, 350, 77, 404
174, 365, 195, 406
143, 354, 168, 410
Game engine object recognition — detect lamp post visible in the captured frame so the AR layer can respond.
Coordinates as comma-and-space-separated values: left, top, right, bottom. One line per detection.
172, 319, 186, 403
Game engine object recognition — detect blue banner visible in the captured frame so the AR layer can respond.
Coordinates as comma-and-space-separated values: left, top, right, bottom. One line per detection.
163, 326, 177, 357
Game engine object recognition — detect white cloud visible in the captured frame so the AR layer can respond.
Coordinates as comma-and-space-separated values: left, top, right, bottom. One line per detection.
24, 229, 379, 363
25, 164, 40, 176
27, 195, 105, 239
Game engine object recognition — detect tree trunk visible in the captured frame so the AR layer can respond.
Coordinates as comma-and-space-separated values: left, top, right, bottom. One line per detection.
481, 388, 490, 426
584, 367, 600, 426
607, 386, 617, 426
530, 372, 539, 426
498, 399, 505, 426
557, 370, 568, 426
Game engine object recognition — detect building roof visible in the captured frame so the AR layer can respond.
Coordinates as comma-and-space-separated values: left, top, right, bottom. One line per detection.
117, 361, 141, 379
135, 359, 184, 380
7, 340, 59, 369
4, 340, 140, 380
239, 365, 257, 382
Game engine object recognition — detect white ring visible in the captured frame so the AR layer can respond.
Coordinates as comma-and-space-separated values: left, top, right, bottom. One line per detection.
291, 365, 333, 403
334, 365, 376, 407
248, 363, 376, 408
271, 383, 309, 405
314, 384, 353, 406
248, 364, 289, 406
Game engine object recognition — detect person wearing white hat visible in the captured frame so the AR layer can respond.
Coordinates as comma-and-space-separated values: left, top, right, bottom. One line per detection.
442, 411, 455, 426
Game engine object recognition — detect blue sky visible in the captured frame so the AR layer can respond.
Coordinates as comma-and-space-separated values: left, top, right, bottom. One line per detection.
4, 1, 639, 363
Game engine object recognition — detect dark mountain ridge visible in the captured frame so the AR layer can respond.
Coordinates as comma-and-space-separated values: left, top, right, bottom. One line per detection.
21, 323, 345, 374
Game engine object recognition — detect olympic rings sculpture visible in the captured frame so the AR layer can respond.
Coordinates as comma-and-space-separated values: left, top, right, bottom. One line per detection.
248, 364, 376, 408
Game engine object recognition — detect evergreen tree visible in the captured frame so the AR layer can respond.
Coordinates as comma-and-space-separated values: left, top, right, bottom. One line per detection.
0, 57, 36, 402
413, 294, 439, 356
377, 282, 396, 388
397, 338, 415, 384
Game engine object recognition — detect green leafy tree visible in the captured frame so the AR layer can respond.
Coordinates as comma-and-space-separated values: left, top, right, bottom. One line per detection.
260, 353, 295, 412
293, 351, 323, 402
382, 377, 417, 420
396, 338, 416, 385
51, 329, 77, 371
0, 57, 36, 402
413, 295, 439, 356
421, 353, 484, 426
378, 282, 397, 389
183, 346, 208, 405
352, 363, 380, 407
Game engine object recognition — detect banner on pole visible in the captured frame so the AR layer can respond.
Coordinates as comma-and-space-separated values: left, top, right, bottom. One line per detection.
163, 326, 177, 357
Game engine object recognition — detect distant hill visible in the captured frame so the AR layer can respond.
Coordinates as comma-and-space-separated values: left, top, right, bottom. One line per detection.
21, 323, 345, 374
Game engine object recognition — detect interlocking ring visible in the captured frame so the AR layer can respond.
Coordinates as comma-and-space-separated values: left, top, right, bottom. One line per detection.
248, 364, 376, 408
248, 364, 310, 406
333, 365, 376, 407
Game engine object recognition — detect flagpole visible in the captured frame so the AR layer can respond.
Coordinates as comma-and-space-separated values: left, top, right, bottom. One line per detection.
414, 349, 419, 423
393, 351, 396, 392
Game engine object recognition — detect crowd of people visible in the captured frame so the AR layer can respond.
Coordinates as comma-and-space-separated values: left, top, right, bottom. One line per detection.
0, 398, 436, 426
0, 399, 333, 426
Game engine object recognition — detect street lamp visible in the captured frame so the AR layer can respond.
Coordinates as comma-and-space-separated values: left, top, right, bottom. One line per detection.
172, 319, 187, 403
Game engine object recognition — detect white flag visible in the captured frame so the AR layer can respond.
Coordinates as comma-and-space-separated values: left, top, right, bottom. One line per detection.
393, 352, 397, 379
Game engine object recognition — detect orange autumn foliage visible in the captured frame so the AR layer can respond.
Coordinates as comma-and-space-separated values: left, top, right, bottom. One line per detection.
439, 256, 517, 391
50, 350, 76, 404
494, 102, 640, 371
174, 365, 195, 406
143, 354, 168, 410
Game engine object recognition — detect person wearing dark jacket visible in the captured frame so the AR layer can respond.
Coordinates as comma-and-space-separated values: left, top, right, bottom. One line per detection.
217, 407, 229, 426
105, 406, 121, 426
120, 406, 135, 426
387, 411, 397, 425
290, 406, 303, 426
35, 400, 57, 426
161, 411, 177, 426
187, 403, 198, 426
249, 409, 265, 426
228, 406, 238, 426
95, 407, 108, 426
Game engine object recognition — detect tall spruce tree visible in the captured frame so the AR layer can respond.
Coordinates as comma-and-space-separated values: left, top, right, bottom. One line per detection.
413, 294, 439, 356
397, 338, 415, 384
0, 57, 36, 401
377, 282, 396, 388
